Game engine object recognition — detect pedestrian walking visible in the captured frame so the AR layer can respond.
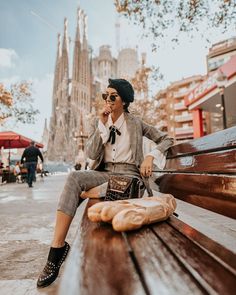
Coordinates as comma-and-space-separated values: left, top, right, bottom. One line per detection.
37, 78, 174, 288
21, 141, 44, 188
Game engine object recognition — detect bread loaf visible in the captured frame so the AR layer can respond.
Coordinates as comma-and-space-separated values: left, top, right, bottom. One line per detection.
87, 201, 113, 222
88, 194, 177, 231
112, 201, 170, 232
101, 201, 137, 222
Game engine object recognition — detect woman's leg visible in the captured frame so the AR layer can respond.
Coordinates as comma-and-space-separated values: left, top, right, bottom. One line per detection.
37, 170, 110, 288
57, 170, 110, 217
51, 211, 73, 248
52, 170, 110, 245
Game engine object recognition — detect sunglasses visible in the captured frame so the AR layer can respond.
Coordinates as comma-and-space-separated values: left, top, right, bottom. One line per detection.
102, 93, 119, 102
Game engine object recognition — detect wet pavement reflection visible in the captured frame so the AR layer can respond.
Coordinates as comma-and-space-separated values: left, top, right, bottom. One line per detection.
0, 174, 80, 295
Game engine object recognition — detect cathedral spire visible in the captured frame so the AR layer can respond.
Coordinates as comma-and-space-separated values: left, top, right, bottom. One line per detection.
72, 8, 82, 83
60, 18, 69, 83
76, 8, 82, 42
55, 33, 61, 86
44, 118, 48, 130
62, 18, 69, 52
41, 118, 49, 152
56, 33, 61, 61
82, 11, 88, 50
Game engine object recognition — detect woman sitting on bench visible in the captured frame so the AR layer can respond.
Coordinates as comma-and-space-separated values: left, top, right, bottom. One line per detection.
37, 78, 174, 288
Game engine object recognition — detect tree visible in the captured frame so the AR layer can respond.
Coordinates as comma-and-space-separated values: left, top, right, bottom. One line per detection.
0, 81, 39, 126
131, 53, 152, 99
130, 98, 161, 126
114, 0, 236, 50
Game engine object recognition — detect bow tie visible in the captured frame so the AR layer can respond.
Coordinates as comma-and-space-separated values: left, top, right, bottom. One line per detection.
108, 125, 121, 144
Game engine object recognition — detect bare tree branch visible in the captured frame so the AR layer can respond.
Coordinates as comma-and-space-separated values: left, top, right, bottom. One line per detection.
114, 0, 236, 48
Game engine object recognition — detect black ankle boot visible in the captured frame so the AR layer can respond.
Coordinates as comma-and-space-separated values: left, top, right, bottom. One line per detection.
37, 241, 70, 288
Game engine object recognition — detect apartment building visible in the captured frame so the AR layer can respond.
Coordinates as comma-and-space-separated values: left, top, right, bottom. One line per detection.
185, 37, 236, 136
207, 37, 236, 73
155, 75, 204, 141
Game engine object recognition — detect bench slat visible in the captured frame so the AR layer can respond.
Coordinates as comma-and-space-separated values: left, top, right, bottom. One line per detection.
163, 149, 236, 173
156, 174, 236, 218
128, 227, 206, 295
59, 199, 146, 295
151, 222, 236, 295
167, 126, 236, 158
167, 216, 236, 272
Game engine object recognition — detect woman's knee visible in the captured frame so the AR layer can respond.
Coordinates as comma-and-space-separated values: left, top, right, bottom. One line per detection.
67, 171, 80, 183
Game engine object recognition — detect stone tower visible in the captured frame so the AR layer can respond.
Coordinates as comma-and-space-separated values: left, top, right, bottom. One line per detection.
92, 45, 117, 91
47, 8, 91, 163
68, 8, 91, 162
41, 118, 49, 153
47, 19, 70, 162
117, 48, 139, 80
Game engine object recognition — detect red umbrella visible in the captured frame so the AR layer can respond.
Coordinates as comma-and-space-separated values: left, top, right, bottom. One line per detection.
0, 131, 44, 165
0, 131, 44, 149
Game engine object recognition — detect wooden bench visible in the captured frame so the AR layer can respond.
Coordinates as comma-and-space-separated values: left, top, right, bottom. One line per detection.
155, 125, 236, 219
58, 127, 236, 295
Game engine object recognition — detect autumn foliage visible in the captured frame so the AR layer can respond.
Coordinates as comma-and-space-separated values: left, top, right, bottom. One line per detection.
0, 81, 39, 125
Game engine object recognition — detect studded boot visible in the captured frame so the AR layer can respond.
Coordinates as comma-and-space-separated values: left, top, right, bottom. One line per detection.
37, 241, 70, 288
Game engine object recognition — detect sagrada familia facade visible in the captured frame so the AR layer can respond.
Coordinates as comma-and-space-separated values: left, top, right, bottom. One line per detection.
47, 8, 91, 163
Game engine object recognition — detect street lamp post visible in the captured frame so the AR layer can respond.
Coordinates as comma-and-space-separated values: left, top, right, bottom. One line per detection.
219, 88, 227, 130
216, 70, 227, 130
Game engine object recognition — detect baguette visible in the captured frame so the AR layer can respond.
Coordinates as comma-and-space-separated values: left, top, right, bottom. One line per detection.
87, 201, 113, 222
88, 194, 177, 231
112, 201, 170, 232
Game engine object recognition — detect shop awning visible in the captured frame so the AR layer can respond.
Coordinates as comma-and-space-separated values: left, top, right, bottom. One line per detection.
185, 55, 236, 110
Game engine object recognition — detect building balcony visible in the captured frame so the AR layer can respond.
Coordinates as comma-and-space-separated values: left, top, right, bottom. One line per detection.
174, 102, 186, 110
175, 114, 193, 122
173, 89, 188, 98
175, 126, 194, 135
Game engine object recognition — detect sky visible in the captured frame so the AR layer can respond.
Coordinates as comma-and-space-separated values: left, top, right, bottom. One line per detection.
0, 0, 235, 141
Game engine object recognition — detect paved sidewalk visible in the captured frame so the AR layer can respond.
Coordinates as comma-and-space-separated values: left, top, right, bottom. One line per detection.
0, 174, 80, 295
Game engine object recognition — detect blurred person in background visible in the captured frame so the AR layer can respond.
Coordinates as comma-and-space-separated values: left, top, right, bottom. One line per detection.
21, 141, 44, 188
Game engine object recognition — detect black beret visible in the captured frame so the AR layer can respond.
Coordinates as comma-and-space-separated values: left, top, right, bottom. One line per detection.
108, 78, 134, 103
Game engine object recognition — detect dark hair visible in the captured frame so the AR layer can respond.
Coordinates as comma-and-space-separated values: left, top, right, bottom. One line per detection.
123, 102, 130, 113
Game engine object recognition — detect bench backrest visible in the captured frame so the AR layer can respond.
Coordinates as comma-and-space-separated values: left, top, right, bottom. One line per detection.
155, 126, 236, 219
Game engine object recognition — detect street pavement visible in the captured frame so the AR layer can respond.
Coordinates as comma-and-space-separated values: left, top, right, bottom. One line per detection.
0, 174, 80, 295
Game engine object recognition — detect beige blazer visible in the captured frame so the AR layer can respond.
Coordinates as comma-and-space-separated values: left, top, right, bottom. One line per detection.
86, 113, 174, 171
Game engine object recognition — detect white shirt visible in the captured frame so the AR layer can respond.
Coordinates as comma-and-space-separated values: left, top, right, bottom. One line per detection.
98, 113, 166, 169
98, 113, 135, 164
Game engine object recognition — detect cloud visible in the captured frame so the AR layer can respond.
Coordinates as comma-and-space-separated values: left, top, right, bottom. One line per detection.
0, 48, 18, 68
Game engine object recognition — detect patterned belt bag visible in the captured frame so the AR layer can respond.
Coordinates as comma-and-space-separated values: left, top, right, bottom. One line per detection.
104, 174, 143, 201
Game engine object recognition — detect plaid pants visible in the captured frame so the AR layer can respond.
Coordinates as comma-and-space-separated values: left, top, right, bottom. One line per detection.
57, 163, 141, 217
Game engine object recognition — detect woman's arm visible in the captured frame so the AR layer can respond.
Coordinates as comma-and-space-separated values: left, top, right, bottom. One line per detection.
85, 118, 104, 160
142, 120, 174, 154
140, 120, 174, 177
